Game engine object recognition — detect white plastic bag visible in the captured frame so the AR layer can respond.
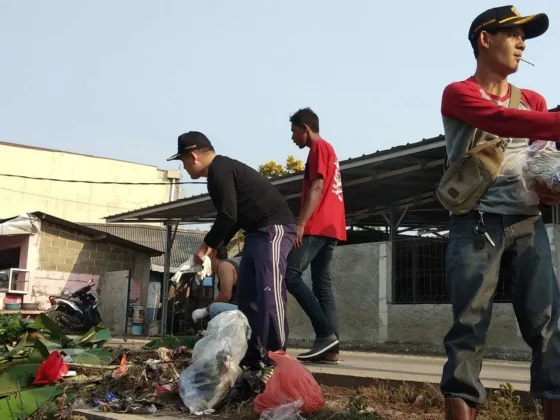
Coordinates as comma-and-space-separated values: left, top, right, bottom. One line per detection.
259, 401, 304, 420
178, 310, 251, 413
518, 140, 560, 204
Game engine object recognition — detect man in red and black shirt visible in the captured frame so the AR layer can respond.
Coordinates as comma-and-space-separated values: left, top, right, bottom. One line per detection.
284, 108, 346, 364
440, 6, 560, 418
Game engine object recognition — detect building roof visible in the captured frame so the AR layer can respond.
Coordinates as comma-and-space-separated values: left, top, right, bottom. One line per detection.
105, 135, 447, 228
0, 212, 163, 257
105, 107, 560, 231
81, 223, 206, 272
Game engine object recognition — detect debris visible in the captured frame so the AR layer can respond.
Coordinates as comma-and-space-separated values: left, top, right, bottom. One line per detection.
178, 310, 251, 414
32, 350, 69, 385
111, 353, 127, 378
254, 351, 324, 415
259, 401, 304, 420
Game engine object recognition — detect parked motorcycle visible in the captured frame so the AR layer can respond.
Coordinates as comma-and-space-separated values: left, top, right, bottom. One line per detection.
45, 279, 103, 333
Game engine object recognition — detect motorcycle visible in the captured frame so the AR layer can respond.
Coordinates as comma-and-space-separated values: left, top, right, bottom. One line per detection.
45, 278, 103, 333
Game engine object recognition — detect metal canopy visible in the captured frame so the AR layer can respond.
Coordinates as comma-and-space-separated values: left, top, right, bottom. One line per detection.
105, 132, 559, 230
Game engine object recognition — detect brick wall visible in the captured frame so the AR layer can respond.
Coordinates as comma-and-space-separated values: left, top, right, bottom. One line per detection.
39, 221, 135, 275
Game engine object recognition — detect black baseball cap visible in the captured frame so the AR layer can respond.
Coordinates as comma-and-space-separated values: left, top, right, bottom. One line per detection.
468, 5, 549, 42
167, 131, 213, 161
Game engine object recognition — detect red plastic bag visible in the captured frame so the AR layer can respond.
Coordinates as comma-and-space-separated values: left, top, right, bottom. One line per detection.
33, 350, 69, 385
254, 351, 324, 415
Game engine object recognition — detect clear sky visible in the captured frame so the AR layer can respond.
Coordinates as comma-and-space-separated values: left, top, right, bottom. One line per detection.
1, 1, 560, 202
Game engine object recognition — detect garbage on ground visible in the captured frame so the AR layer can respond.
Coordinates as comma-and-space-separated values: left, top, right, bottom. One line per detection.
178, 310, 251, 413
259, 400, 305, 420
32, 350, 69, 385
254, 351, 325, 416
519, 140, 560, 204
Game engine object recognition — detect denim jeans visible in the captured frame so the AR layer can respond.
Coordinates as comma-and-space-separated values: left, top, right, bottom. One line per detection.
441, 211, 560, 404
285, 235, 339, 343
209, 302, 238, 319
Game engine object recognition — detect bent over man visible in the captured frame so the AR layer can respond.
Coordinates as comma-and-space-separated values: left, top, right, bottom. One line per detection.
167, 131, 296, 381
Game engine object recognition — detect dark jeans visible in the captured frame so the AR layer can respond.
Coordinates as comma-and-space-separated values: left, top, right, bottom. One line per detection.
441, 212, 560, 404
285, 235, 339, 345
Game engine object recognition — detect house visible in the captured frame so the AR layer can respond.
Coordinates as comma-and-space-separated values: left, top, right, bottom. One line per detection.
0, 212, 162, 334
0, 141, 184, 223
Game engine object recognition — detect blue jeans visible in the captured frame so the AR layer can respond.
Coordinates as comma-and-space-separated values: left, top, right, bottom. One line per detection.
209, 302, 238, 319
441, 212, 560, 404
285, 235, 339, 342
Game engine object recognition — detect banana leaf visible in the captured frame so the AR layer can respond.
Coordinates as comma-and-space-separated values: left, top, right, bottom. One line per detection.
0, 385, 63, 419
0, 363, 41, 396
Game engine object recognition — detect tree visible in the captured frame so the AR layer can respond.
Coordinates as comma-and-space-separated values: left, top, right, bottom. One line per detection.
258, 155, 304, 178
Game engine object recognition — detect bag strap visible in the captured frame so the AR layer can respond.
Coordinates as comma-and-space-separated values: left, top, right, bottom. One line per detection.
443, 84, 521, 171
469, 84, 521, 150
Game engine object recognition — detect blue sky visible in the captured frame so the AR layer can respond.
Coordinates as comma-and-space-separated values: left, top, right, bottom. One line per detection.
1, 1, 560, 201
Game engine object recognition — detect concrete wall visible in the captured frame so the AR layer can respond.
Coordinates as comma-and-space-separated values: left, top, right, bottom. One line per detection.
10, 220, 153, 312
287, 225, 560, 353
0, 142, 183, 223
287, 242, 387, 343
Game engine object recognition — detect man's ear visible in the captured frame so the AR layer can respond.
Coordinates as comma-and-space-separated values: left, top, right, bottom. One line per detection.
480, 31, 492, 49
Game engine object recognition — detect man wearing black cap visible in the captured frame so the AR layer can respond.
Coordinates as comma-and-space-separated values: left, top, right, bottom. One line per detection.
440, 5, 560, 419
167, 131, 297, 383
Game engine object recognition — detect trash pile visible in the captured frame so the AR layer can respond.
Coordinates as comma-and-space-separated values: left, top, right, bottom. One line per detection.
0, 312, 115, 419
0, 309, 325, 419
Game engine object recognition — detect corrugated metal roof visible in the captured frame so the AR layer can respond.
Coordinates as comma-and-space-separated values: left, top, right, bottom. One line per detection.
81, 223, 206, 270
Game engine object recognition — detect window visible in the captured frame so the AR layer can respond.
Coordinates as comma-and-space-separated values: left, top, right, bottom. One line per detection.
393, 237, 510, 304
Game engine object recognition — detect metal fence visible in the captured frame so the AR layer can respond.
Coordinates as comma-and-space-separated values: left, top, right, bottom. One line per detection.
392, 237, 510, 304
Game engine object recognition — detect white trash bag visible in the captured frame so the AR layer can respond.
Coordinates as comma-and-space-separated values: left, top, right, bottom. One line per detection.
178, 310, 251, 414
259, 401, 304, 420
518, 140, 560, 204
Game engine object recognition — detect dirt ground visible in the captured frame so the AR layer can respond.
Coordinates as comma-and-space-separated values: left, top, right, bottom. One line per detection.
217, 383, 542, 420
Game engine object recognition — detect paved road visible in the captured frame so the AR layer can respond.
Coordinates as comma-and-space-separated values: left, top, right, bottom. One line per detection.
107, 337, 531, 392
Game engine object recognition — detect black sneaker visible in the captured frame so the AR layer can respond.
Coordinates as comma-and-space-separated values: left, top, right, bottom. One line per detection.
296, 335, 339, 361
301, 351, 340, 365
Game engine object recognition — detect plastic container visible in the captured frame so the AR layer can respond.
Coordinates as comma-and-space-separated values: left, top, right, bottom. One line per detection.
130, 304, 145, 321
131, 323, 143, 336
148, 320, 160, 336
5, 303, 20, 311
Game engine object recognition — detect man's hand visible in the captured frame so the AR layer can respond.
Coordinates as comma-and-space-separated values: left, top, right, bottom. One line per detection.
295, 222, 305, 248
194, 243, 211, 265
534, 181, 560, 206
192, 308, 209, 322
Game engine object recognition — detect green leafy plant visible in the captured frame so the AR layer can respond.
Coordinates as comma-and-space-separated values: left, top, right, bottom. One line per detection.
0, 314, 26, 346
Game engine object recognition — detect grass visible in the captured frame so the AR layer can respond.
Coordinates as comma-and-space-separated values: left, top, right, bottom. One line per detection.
219, 382, 543, 419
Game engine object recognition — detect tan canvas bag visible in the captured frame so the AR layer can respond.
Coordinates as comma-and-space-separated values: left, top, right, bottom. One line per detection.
436, 85, 521, 215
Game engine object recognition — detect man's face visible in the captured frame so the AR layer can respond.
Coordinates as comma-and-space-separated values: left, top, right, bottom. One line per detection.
180, 153, 200, 179
483, 27, 526, 75
291, 123, 308, 149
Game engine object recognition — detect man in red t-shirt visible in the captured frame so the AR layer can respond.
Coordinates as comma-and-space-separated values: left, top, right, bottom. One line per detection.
284, 107, 346, 364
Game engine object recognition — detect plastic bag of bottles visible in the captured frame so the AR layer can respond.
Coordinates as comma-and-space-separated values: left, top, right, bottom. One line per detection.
178, 310, 251, 414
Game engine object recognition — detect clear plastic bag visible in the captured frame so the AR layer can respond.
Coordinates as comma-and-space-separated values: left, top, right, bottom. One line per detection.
259, 401, 304, 420
517, 140, 560, 204
254, 351, 324, 415
178, 310, 251, 413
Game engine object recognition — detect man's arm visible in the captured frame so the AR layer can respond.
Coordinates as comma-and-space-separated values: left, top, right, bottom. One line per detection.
299, 143, 328, 225
442, 82, 560, 142
204, 170, 238, 249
